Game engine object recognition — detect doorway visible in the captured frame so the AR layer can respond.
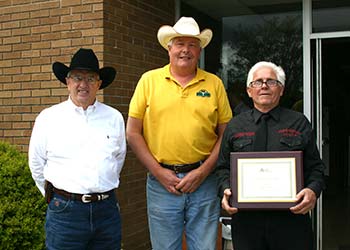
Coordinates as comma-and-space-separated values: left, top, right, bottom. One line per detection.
313, 37, 350, 250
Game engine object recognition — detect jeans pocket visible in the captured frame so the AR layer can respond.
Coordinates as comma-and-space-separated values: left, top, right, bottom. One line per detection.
48, 195, 70, 213
148, 172, 157, 181
104, 197, 120, 210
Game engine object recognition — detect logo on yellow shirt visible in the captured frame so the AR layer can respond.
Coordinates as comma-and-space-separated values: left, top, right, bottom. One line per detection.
196, 89, 211, 97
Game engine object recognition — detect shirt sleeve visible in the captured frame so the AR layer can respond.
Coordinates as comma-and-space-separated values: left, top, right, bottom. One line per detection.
216, 78, 233, 124
215, 119, 234, 198
128, 73, 148, 119
28, 111, 48, 196
302, 121, 326, 197
115, 113, 127, 177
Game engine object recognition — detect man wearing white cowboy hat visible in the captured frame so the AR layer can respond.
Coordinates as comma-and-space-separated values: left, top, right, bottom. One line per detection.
127, 17, 232, 250
28, 48, 126, 250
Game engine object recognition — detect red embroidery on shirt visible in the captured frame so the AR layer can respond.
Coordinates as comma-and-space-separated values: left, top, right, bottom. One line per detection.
278, 129, 301, 137
234, 132, 255, 138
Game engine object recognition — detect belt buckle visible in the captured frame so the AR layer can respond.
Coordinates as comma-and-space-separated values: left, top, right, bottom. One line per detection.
173, 165, 180, 174
173, 164, 185, 174
81, 194, 92, 203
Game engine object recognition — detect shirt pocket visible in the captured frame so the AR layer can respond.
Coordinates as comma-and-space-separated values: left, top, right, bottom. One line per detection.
279, 135, 303, 150
232, 138, 253, 151
91, 129, 121, 157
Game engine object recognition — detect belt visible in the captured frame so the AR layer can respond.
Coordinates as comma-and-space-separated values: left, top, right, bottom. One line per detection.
160, 161, 203, 173
52, 187, 114, 203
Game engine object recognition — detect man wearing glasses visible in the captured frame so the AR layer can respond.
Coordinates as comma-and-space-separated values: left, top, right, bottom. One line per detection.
28, 48, 126, 249
215, 61, 325, 250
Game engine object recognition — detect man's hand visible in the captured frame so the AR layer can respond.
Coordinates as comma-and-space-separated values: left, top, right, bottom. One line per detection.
154, 167, 182, 195
175, 168, 207, 194
290, 188, 317, 214
222, 188, 238, 215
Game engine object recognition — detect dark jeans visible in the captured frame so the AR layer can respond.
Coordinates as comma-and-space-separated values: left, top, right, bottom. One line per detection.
45, 193, 121, 250
231, 211, 313, 250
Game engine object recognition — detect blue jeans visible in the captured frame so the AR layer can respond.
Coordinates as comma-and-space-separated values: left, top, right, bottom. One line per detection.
45, 192, 121, 250
147, 172, 220, 250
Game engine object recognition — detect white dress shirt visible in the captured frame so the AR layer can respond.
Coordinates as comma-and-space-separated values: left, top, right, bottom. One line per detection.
28, 98, 126, 195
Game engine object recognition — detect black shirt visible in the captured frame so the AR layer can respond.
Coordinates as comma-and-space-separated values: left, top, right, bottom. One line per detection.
215, 106, 325, 198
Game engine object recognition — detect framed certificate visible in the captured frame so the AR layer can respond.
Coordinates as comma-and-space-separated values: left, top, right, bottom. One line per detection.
230, 151, 303, 210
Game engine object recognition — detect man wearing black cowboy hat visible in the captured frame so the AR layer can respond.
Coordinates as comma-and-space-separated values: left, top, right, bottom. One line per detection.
28, 48, 126, 250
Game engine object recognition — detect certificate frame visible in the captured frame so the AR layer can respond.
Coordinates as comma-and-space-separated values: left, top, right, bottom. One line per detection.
230, 151, 303, 210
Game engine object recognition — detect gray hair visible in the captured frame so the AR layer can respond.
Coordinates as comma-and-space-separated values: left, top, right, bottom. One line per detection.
246, 61, 286, 87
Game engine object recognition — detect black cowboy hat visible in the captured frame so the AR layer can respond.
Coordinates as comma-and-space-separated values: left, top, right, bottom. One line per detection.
52, 48, 116, 89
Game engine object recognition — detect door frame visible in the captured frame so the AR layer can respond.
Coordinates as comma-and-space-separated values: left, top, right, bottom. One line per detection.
309, 34, 350, 250
302, 2, 350, 249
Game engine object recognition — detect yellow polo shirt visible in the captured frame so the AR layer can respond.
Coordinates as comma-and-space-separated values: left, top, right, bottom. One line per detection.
129, 64, 232, 164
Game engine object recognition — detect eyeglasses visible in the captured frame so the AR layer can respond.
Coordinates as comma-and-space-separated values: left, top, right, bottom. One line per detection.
249, 79, 281, 88
68, 75, 100, 84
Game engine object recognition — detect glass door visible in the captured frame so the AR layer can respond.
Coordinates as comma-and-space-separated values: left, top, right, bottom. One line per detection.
312, 36, 350, 250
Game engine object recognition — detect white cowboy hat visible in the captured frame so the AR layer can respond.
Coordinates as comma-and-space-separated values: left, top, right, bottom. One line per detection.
157, 17, 213, 50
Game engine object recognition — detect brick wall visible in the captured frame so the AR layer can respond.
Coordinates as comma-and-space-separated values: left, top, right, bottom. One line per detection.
0, 0, 174, 249
0, 0, 107, 151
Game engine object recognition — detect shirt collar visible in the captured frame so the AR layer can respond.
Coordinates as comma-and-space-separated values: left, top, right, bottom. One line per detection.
163, 64, 205, 86
67, 97, 98, 113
